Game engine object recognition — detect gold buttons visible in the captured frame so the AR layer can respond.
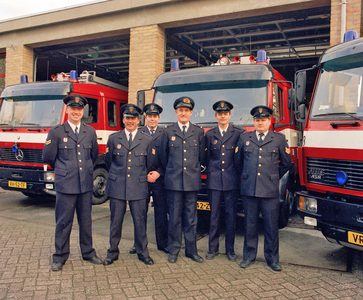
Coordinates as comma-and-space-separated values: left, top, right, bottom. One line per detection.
259, 164, 261, 167
222, 161, 225, 164
258, 173, 260, 176
127, 174, 130, 177
222, 145, 225, 148
129, 152, 131, 155
184, 150, 186, 152
259, 148, 262, 151
222, 153, 225, 156
259, 156, 262, 159
79, 160, 82, 163
78, 152, 81, 155
77, 145, 80, 148
183, 141, 186, 144
184, 158, 187, 161
222, 169, 225, 172
80, 167, 82, 170
184, 167, 186, 170
65, 146, 67, 149
128, 159, 131, 162
128, 167, 130, 170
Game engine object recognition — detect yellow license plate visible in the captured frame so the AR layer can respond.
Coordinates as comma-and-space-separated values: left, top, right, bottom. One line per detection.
8, 181, 27, 189
348, 231, 363, 246
197, 201, 210, 211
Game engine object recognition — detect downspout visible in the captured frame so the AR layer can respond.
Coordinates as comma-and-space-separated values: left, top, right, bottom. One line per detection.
341, 0, 348, 42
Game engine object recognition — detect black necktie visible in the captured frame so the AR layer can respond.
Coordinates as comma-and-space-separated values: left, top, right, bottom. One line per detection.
259, 133, 264, 144
182, 125, 186, 136
75, 126, 79, 139
129, 133, 132, 148
150, 130, 154, 136
222, 130, 226, 138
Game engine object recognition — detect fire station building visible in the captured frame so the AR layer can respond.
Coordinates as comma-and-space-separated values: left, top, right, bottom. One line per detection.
0, 0, 362, 102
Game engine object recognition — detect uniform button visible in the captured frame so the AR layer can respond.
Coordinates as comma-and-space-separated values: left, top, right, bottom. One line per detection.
79, 160, 82, 163
77, 145, 80, 148
184, 167, 186, 170
184, 158, 187, 161
222, 153, 225, 156
65, 146, 67, 149
258, 173, 260, 176
259, 164, 261, 167
260, 148, 262, 151
127, 174, 130, 177
80, 167, 83, 171
222, 161, 225, 164
78, 152, 81, 155
128, 159, 131, 162
183, 141, 186, 144
129, 152, 131, 155
222, 169, 225, 171
184, 150, 186, 152
222, 145, 225, 148
128, 167, 130, 170
259, 156, 262, 158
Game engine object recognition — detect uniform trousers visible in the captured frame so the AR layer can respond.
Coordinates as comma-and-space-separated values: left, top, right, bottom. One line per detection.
167, 190, 198, 256
53, 191, 96, 264
208, 189, 238, 254
242, 195, 280, 265
152, 188, 168, 249
107, 197, 149, 260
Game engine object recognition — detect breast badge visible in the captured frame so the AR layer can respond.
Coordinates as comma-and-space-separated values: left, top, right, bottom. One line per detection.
246, 141, 250, 146
171, 136, 176, 141
117, 144, 121, 149
63, 137, 68, 142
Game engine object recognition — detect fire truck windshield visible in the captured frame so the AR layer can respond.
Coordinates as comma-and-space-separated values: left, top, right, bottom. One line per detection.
153, 80, 267, 126
0, 96, 64, 128
310, 53, 363, 120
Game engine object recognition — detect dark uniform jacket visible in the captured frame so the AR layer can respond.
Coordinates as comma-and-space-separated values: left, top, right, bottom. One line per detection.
205, 125, 244, 191
105, 130, 156, 200
42, 122, 99, 194
234, 130, 292, 198
139, 125, 164, 189
159, 122, 205, 191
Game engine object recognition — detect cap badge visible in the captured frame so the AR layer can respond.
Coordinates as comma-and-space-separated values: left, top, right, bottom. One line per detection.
259, 108, 263, 113
221, 102, 224, 107
214, 140, 217, 144
151, 105, 154, 110
183, 98, 190, 103
129, 107, 133, 112
75, 97, 79, 103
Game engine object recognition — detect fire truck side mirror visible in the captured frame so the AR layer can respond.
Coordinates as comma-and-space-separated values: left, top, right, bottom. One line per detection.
298, 103, 306, 120
296, 71, 306, 104
137, 90, 145, 108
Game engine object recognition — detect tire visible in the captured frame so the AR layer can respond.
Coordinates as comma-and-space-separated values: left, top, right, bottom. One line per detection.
92, 167, 108, 205
22, 192, 42, 198
278, 189, 295, 229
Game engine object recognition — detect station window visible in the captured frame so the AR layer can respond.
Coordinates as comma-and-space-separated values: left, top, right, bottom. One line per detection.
273, 84, 283, 122
108, 101, 117, 127
82, 98, 98, 124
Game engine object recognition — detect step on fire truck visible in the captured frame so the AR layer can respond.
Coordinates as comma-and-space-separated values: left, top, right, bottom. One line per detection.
138, 51, 302, 228
0, 70, 128, 204
294, 31, 363, 250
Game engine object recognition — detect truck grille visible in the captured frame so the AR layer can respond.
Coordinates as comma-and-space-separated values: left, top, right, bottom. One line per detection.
306, 157, 363, 192
0, 147, 43, 164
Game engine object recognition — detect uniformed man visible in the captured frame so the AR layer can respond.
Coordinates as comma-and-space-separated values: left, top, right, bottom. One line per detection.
43, 94, 102, 272
204, 100, 244, 262
234, 105, 292, 271
159, 96, 205, 263
129, 103, 168, 255
103, 104, 156, 266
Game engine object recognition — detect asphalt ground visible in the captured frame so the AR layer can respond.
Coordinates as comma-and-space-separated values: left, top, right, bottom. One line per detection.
1, 188, 363, 299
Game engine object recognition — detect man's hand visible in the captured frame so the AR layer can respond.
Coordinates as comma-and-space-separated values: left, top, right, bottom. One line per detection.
147, 171, 160, 183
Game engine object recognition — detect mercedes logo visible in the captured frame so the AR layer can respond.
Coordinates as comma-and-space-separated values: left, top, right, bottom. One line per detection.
15, 149, 24, 161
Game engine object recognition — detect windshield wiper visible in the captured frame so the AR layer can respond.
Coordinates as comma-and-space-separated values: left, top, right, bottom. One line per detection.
313, 112, 363, 122
21, 123, 46, 131
0, 123, 17, 130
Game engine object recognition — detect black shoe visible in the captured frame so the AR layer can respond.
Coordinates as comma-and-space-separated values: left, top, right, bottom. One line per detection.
103, 257, 117, 265
168, 254, 178, 263
226, 253, 237, 262
186, 254, 204, 263
139, 256, 154, 265
85, 256, 103, 264
239, 259, 255, 268
205, 251, 219, 260
129, 247, 136, 254
268, 262, 282, 272
158, 247, 169, 254
51, 262, 63, 271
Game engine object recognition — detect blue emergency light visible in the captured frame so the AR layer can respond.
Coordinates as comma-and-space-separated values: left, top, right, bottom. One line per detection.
256, 50, 267, 64
336, 170, 348, 185
171, 59, 180, 71
70, 70, 78, 82
12, 144, 18, 153
20, 75, 28, 84
343, 30, 358, 42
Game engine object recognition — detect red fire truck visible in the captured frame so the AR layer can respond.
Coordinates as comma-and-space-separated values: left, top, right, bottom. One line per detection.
0, 70, 128, 204
295, 31, 363, 250
138, 50, 301, 228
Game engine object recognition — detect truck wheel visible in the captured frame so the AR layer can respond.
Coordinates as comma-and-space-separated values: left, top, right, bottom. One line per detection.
278, 189, 294, 229
92, 167, 108, 205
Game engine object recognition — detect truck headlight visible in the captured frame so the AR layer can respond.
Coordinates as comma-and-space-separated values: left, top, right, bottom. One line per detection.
44, 172, 55, 181
299, 196, 317, 213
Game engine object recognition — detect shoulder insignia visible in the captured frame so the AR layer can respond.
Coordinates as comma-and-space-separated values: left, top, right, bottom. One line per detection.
106, 147, 109, 153
152, 148, 156, 155
235, 146, 239, 153
285, 147, 290, 154
45, 139, 51, 145
205, 147, 207, 151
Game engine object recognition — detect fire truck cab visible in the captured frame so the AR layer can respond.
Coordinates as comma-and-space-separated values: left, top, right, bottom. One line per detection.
294, 31, 363, 250
138, 51, 301, 228
0, 70, 128, 204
